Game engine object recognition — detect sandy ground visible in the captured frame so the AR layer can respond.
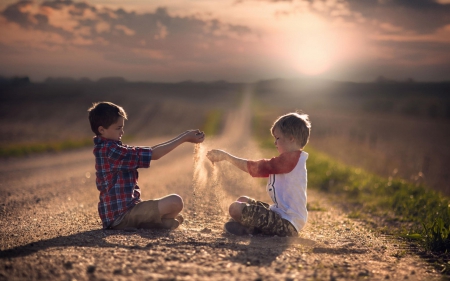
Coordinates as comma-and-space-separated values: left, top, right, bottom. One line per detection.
0, 88, 444, 280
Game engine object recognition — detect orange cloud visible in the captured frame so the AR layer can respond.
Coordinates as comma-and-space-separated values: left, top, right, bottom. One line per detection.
115, 24, 135, 36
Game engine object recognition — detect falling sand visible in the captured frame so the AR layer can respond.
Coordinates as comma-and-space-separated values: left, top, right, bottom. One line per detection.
188, 87, 271, 224
190, 143, 229, 222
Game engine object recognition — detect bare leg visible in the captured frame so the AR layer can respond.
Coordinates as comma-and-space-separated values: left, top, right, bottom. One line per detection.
157, 194, 183, 219
236, 196, 251, 203
229, 201, 246, 222
228, 196, 254, 222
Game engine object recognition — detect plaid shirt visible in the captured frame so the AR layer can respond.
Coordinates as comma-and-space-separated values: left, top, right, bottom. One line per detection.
93, 136, 152, 228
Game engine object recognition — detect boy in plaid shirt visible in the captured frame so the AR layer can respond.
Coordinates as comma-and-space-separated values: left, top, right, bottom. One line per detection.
88, 101, 205, 230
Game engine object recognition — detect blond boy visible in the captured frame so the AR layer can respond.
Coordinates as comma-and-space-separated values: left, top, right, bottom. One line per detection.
207, 112, 310, 236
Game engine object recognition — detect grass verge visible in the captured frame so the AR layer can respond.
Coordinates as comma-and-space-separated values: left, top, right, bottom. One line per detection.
306, 148, 450, 249
0, 136, 134, 158
0, 109, 223, 159
0, 139, 94, 157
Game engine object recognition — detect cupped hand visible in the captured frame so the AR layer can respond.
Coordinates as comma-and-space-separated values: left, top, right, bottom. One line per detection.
206, 149, 226, 163
185, 130, 205, 143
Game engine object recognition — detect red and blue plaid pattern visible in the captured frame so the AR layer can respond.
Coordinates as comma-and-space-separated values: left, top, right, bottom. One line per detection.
93, 136, 152, 228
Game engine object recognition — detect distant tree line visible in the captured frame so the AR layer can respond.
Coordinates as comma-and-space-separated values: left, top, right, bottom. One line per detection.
0, 76, 30, 86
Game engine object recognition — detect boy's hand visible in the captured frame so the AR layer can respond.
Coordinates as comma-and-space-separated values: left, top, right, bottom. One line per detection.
206, 149, 227, 163
206, 149, 248, 172
184, 130, 205, 143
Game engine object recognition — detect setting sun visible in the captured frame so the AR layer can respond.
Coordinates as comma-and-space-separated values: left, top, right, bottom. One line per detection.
0, 0, 449, 82
280, 13, 335, 76
291, 36, 334, 76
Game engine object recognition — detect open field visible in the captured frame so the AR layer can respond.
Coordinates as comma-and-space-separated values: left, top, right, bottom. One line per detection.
254, 79, 450, 196
0, 80, 241, 147
0, 79, 449, 280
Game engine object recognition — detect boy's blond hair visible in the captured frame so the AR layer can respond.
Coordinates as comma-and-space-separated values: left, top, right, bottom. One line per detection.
271, 112, 311, 148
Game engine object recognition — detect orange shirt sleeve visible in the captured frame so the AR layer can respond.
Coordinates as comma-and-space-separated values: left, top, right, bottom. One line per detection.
246, 151, 301, 178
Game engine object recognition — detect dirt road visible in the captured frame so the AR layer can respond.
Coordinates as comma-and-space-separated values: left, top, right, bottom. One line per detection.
0, 87, 443, 280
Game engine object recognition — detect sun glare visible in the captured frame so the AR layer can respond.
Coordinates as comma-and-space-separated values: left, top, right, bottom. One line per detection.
281, 13, 336, 76
292, 36, 334, 75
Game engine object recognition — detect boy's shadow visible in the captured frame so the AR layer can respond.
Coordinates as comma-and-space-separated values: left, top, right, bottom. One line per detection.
161, 232, 318, 266
0, 228, 366, 268
0, 228, 316, 267
214, 234, 367, 266
0, 229, 170, 259
222, 235, 317, 266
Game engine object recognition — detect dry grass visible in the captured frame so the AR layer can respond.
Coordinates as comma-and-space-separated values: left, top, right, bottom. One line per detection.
0, 81, 241, 156
253, 79, 450, 196
310, 110, 450, 195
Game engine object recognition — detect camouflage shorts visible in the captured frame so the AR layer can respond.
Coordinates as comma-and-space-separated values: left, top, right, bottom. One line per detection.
240, 198, 298, 237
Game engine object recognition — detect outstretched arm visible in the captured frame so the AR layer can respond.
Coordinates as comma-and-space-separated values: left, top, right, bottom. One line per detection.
206, 149, 248, 173
151, 130, 205, 160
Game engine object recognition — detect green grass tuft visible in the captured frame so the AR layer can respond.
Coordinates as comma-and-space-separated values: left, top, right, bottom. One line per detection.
0, 136, 134, 158
202, 110, 223, 136
306, 202, 327, 212
306, 146, 450, 253
0, 138, 93, 157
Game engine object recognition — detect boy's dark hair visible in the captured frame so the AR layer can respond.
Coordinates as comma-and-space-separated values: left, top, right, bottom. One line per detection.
88, 102, 127, 135
271, 111, 311, 148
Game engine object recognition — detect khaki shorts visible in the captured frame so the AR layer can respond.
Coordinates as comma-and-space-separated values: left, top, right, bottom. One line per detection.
240, 197, 298, 237
111, 200, 161, 230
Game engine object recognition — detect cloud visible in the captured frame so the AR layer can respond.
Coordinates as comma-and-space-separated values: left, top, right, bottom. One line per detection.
242, 0, 450, 33
235, 0, 450, 78
346, 0, 450, 34
1, 1, 257, 66
2, 1, 34, 27
1, 0, 449, 82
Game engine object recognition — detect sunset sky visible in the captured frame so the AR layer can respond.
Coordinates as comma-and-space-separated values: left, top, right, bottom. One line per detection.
1, 0, 450, 83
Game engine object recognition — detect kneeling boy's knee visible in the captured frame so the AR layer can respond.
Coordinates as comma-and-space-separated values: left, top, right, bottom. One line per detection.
169, 194, 184, 212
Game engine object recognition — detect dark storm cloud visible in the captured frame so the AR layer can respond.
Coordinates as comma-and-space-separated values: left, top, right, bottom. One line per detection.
1, 0, 254, 63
